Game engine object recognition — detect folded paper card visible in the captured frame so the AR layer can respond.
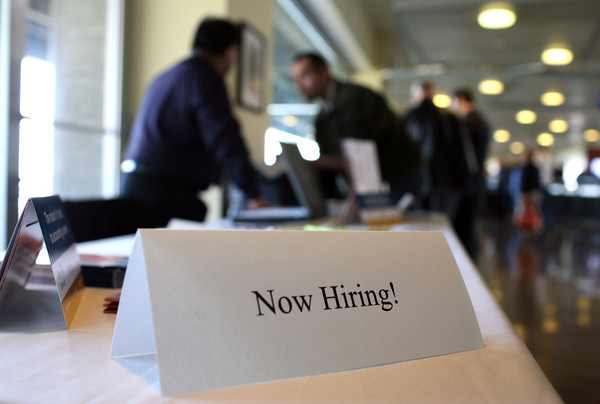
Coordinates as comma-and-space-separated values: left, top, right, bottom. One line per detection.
111, 229, 483, 395
341, 138, 383, 194
341, 138, 402, 225
0, 196, 84, 331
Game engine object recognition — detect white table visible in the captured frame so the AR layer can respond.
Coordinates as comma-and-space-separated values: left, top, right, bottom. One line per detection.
0, 214, 562, 402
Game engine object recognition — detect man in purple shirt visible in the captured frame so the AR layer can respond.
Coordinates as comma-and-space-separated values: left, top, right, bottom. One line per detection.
121, 18, 267, 224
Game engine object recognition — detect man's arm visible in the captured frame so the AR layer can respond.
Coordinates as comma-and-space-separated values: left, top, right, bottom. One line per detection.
193, 71, 262, 201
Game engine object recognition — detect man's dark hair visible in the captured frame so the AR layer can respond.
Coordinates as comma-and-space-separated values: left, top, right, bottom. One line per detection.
193, 18, 241, 55
292, 52, 328, 71
421, 81, 434, 93
454, 88, 475, 102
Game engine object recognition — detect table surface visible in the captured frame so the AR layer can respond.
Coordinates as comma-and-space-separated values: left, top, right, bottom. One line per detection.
0, 214, 562, 403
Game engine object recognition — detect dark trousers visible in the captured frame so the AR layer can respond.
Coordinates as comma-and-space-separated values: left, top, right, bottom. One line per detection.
453, 193, 479, 260
390, 168, 425, 204
64, 198, 160, 242
120, 171, 207, 226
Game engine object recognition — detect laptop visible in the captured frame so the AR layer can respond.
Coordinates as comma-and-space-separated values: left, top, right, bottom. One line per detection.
232, 142, 328, 223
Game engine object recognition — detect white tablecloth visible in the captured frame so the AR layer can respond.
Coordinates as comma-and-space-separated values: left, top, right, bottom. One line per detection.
0, 215, 562, 402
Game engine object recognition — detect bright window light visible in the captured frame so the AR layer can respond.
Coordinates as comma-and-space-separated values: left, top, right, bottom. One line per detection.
19, 119, 54, 212
296, 138, 320, 161
563, 157, 586, 192
264, 127, 320, 166
486, 158, 501, 177
18, 56, 56, 212
590, 158, 600, 178
20, 57, 55, 121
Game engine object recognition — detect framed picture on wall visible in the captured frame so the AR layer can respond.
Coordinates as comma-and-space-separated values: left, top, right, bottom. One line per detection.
237, 23, 265, 112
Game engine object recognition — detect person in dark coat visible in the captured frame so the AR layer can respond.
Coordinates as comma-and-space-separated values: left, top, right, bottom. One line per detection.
452, 88, 491, 260
405, 81, 463, 215
290, 53, 422, 202
121, 18, 267, 225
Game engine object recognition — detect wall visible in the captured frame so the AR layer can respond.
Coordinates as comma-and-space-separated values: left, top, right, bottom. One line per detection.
227, 0, 273, 169
330, 0, 376, 66
123, 0, 228, 124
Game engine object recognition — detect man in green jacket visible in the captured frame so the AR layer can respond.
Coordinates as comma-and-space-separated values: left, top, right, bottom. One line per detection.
291, 53, 422, 201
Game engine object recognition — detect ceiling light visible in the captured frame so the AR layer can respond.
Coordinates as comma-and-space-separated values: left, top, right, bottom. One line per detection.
433, 93, 451, 109
537, 132, 555, 147
493, 129, 511, 143
541, 46, 573, 66
478, 79, 504, 95
282, 115, 298, 127
516, 110, 537, 124
541, 91, 565, 106
478, 2, 516, 30
584, 129, 600, 142
510, 141, 524, 155
549, 119, 568, 133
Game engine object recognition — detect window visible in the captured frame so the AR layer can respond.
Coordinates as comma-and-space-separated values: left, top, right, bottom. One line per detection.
0, 0, 123, 247
266, 0, 348, 167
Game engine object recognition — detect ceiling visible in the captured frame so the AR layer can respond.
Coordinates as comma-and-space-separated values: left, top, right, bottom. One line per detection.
285, 0, 600, 159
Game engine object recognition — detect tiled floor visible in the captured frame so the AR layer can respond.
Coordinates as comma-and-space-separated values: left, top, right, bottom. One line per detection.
476, 216, 600, 403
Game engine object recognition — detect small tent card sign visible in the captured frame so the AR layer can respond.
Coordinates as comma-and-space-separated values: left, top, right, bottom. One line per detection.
111, 229, 484, 396
0, 195, 84, 331
341, 138, 403, 226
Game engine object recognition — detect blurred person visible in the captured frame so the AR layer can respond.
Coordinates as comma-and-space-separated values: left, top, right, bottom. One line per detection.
577, 165, 600, 185
533, 147, 555, 226
290, 52, 422, 202
576, 91, 600, 186
534, 147, 554, 188
120, 18, 267, 225
488, 156, 516, 220
514, 149, 543, 232
405, 81, 463, 216
452, 88, 491, 260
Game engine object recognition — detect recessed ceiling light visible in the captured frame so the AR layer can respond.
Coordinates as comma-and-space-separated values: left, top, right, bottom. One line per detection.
478, 79, 504, 95
541, 47, 573, 66
541, 91, 565, 106
584, 129, 600, 142
493, 129, 511, 143
549, 119, 568, 133
433, 93, 451, 109
516, 110, 537, 124
478, 2, 516, 29
537, 132, 555, 147
510, 141, 524, 154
